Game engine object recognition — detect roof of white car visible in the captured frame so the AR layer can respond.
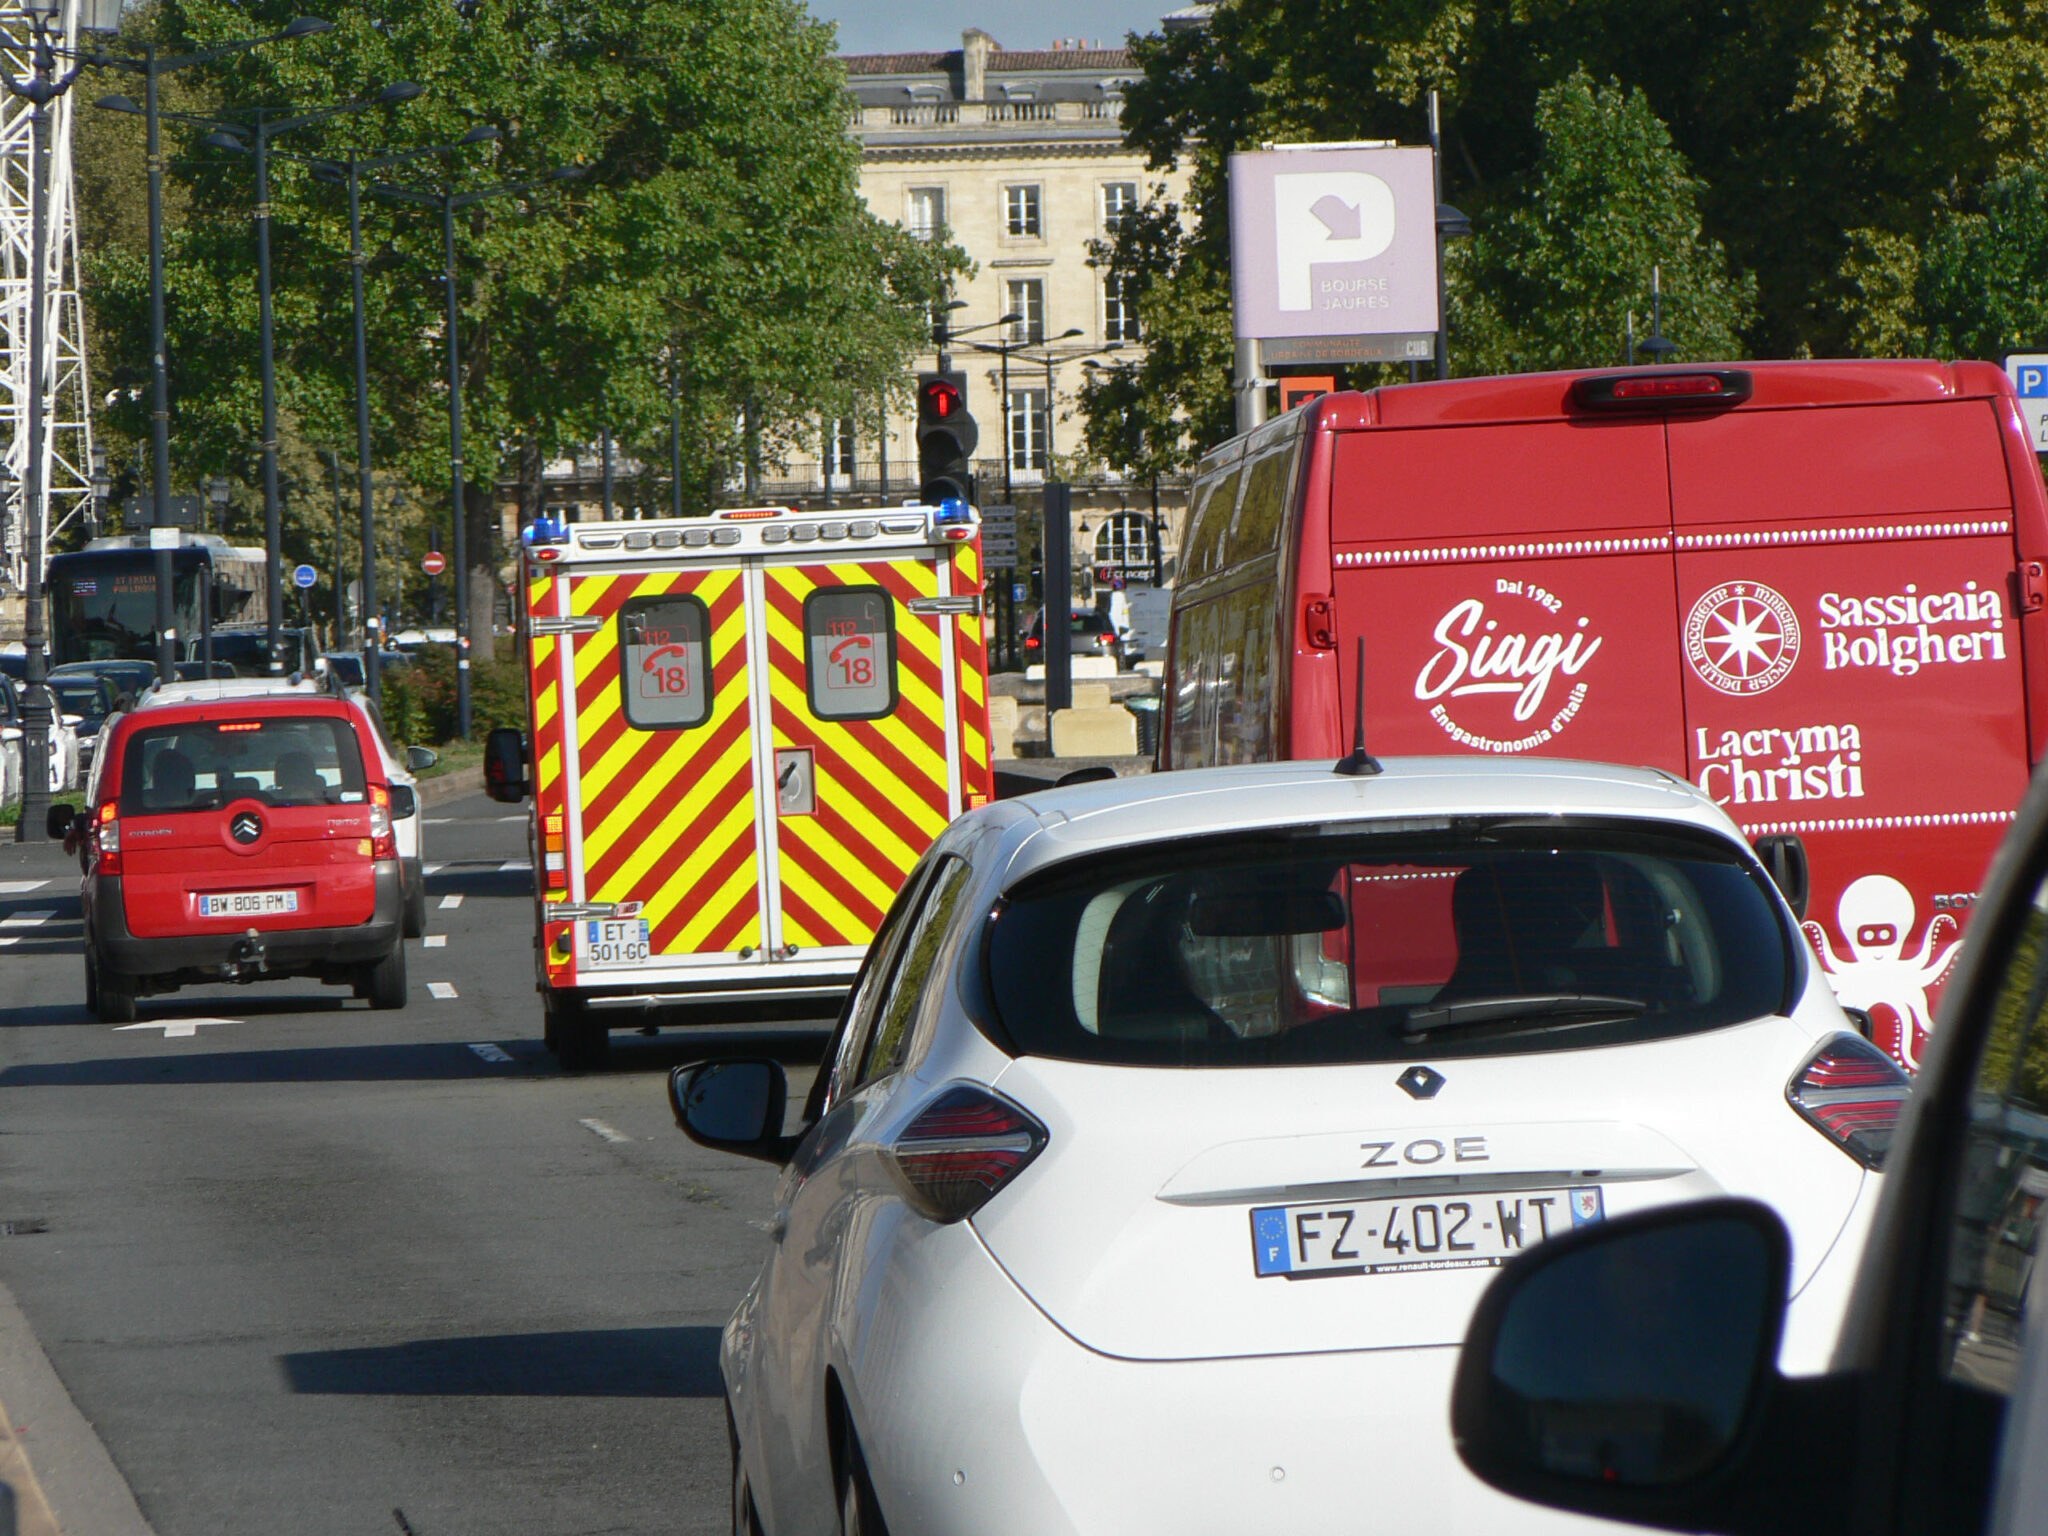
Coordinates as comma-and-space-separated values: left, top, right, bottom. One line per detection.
987, 757, 1738, 877
134, 677, 336, 709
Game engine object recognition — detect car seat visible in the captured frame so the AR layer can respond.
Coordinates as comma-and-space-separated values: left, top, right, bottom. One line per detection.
1439, 854, 1608, 999
143, 748, 197, 812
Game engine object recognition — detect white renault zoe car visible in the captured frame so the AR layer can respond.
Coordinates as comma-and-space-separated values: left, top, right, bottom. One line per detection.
672, 757, 1904, 1536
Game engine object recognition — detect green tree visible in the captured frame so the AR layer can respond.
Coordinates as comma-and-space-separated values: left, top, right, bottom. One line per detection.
79, 0, 957, 662
1915, 170, 2048, 362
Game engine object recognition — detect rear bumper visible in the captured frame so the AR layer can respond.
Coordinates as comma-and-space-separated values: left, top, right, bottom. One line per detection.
90, 864, 404, 981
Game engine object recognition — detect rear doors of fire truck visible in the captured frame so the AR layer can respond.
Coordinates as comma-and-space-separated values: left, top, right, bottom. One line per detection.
532, 542, 979, 994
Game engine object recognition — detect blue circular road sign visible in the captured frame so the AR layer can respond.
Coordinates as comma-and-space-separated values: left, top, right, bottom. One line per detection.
292, 563, 317, 590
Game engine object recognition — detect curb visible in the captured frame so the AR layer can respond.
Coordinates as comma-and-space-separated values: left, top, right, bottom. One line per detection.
417, 765, 486, 808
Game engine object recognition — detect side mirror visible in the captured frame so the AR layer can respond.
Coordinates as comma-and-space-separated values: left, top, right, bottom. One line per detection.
45, 804, 75, 840
388, 783, 417, 820
1453, 1197, 1789, 1526
405, 745, 439, 772
483, 726, 528, 803
1753, 834, 1809, 919
668, 1059, 797, 1164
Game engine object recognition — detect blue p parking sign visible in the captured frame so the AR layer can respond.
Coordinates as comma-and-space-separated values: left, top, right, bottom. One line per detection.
292, 563, 317, 590
2003, 353, 2048, 453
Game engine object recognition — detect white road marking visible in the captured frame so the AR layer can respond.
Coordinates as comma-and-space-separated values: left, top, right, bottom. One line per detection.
579, 1118, 631, 1145
0, 880, 48, 895
498, 859, 531, 873
467, 1042, 513, 1064
115, 1019, 232, 1039
0, 938, 15, 948
438, 894, 464, 910
427, 981, 459, 1000
422, 934, 447, 948
424, 817, 453, 826
1, 909, 56, 928
496, 815, 526, 823
424, 862, 446, 876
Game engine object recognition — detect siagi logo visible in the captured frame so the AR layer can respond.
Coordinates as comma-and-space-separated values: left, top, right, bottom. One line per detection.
1272, 172, 1396, 312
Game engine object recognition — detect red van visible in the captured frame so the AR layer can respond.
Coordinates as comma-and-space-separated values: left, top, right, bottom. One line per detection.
1163, 361, 2048, 1071
56, 686, 410, 1021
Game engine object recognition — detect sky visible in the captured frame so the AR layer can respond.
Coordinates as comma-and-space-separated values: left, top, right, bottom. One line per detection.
808, 1, 1177, 56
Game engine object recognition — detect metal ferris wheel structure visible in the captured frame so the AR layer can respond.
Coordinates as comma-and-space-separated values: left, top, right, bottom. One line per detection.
0, 0, 96, 592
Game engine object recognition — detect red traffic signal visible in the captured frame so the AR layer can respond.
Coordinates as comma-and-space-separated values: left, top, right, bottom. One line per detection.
920, 377, 964, 421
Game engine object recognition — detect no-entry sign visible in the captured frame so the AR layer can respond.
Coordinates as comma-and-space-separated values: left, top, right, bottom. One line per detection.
422, 551, 447, 576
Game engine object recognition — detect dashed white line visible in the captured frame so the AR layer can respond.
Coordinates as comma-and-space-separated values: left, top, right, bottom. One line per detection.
422, 934, 447, 948
579, 1118, 631, 1145
427, 981, 458, 1000
498, 859, 531, 874
496, 815, 526, 823
467, 1042, 513, 1064
424, 817, 454, 826
1, 909, 56, 928
0, 880, 48, 895
438, 894, 464, 910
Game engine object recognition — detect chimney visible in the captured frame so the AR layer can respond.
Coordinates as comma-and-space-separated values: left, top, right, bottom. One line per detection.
962, 28, 994, 103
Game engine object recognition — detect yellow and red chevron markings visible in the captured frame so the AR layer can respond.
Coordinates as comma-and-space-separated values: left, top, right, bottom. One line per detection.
558, 567, 764, 959
763, 561, 954, 949
951, 540, 994, 804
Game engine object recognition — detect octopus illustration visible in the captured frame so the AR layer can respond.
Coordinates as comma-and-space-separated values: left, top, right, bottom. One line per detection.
1803, 874, 1962, 1071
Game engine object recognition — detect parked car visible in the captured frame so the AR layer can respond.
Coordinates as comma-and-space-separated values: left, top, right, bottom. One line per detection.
670, 756, 1895, 1536
1023, 607, 1132, 670
1450, 754, 2048, 1536
50, 675, 414, 1021
0, 676, 79, 801
50, 657, 159, 705
48, 673, 120, 777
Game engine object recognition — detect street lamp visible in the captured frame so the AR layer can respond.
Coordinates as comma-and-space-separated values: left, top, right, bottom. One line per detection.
6, 0, 123, 843
963, 326, 1082, 497
91, 15, 333, 685
89, 445, 111, 538
360, 161, 584, 736
196, 78, 423, 676
303, 122, 498, 704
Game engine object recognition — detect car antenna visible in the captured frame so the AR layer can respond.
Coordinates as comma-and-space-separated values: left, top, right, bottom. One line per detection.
1333, 635, 1382, 777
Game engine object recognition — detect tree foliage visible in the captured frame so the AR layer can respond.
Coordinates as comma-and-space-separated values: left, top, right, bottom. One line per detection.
1085, 0, 2048, 471
77, 0, 958, 645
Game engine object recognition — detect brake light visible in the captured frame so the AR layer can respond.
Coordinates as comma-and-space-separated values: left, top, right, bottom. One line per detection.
887, 1085, 1048, 1224
1024, 633, 1041, 650
1569, 369, 1754, 411
95, 801, 121, 875
368, 784, 396, 860
1788, 1033, 1910, 1169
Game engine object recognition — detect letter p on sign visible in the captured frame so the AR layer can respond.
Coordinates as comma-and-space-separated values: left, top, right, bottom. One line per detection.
1273, 172, 1396, 311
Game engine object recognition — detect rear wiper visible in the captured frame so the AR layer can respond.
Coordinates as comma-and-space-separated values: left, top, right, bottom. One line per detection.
1402, 993, 1648, 1039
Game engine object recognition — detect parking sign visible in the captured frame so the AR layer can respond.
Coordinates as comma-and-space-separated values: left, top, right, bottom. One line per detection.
2003, 353, 2048, 452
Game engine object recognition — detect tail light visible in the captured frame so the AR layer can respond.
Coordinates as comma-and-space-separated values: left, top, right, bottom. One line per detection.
1788, 1033, 1910, 1169
887, 1085, 1048, 1224
95, 801, 121, 875
368, 785, 396, 860
1024, 633, 1041, 651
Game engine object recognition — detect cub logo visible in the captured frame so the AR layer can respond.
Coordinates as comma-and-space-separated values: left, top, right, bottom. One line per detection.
1686, 581, 1800, 695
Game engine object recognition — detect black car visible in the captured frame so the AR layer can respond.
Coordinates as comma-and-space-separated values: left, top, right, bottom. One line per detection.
1452, 760, 2048, 1535
1022, 608, 1132, 671
49, 674, 121, 774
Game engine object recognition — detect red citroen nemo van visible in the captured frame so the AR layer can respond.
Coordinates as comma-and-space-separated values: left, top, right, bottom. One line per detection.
1162, 361, 2048, 1071
62, 684, 410, 1021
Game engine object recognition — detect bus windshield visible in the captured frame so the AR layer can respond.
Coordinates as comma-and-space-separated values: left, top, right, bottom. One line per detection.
47, 542, 265, 666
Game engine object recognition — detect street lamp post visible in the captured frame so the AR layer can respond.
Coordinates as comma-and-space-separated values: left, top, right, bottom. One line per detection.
7, 0, 124, 843
91, 16, 334, 688
360, 164, 582, 737
198, 80, 422, 678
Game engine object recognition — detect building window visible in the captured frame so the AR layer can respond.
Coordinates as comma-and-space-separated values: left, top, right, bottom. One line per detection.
907, 186, 946, 240
1103, 275, 1140, 344
1094, 512, 1155, 573
1007, 279, 1045, 344
1004, 183, 1043, 239
1102, 181, 1138, 231
1007, 388, 1048, 473
826, 417, 855, 478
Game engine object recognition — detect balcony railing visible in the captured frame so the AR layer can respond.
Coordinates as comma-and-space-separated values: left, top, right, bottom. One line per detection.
854, 99, 1123, 132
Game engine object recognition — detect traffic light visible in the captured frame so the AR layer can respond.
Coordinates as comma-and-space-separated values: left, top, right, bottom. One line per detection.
916, 371, 978, 505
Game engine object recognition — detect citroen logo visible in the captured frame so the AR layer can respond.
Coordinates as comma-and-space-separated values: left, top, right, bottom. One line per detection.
1397, 1065, 1445, 1101
230, 812, 263, 845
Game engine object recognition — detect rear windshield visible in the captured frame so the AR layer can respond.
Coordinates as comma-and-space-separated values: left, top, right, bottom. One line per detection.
118, 717, 368, 815
985, 820, 1794, 1065
51, 681, 111, 721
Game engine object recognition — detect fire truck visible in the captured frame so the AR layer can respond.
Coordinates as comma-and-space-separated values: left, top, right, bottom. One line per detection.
488, 502, 994, 1067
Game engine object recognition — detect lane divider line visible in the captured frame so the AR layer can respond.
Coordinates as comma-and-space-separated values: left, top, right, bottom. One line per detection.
427, 982, 458, 1000
579, 1118, 631, 1145
438, 894, 464, 910
467, 1042, 513, 1064
423, 935, 448, 949
0, 880, 48, 894
498, 859, 531, 873
0, 910, 56, 928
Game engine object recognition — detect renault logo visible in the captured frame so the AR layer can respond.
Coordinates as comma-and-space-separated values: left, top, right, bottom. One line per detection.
1397, 1065, 1445, 1101
230, 812, 263, 845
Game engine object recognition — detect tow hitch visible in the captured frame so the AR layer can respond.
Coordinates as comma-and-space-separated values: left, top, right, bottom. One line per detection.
230, 929, 269, 978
